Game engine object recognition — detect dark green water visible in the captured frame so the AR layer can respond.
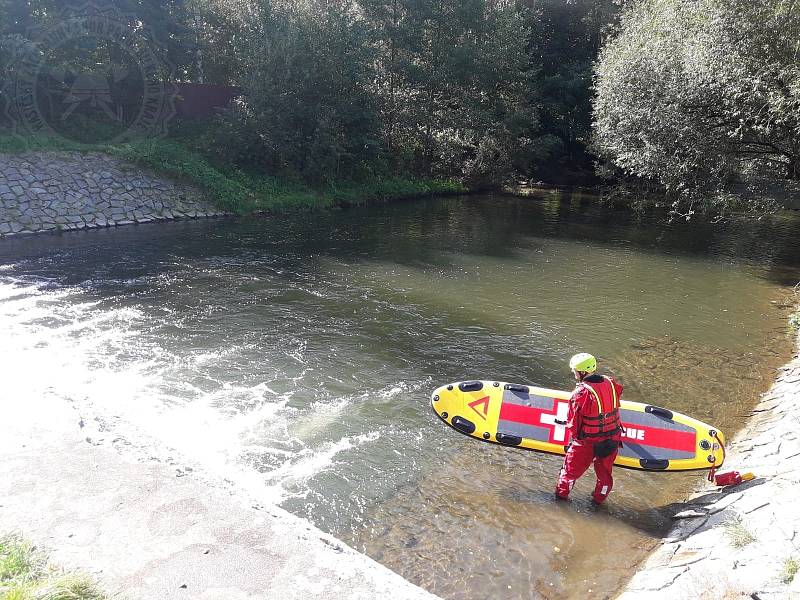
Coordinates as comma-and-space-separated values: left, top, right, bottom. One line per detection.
1, 191, 797, 599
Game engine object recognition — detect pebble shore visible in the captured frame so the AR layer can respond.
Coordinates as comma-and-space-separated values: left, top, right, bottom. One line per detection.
619, 332, 800, 599
0, 152, 224, 236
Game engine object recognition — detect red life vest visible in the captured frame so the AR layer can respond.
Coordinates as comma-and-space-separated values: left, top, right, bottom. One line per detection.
577, 376, 622, 440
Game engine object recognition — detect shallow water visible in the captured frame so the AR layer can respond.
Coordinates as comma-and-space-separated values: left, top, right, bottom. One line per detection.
1, 191, 797, 599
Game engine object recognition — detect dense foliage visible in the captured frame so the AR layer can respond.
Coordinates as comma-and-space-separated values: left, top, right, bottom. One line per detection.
7, 0, 796, 209
525, 0, 620, 183
1, 0, 623, 188
593, 0, 800, 210
198, 0, 538, 186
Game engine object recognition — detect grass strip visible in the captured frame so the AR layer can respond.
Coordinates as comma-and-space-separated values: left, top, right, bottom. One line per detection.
0, 534, 107, 600
0, 134, 466, 214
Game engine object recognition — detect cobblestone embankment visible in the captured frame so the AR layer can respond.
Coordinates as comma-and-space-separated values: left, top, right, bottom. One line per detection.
619, 333, 800, 599
0, 152, 224, 236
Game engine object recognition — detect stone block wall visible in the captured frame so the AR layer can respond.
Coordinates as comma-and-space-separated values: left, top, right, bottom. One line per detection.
0, 152, 225, 236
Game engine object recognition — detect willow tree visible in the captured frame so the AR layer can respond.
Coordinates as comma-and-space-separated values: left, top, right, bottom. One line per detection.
593, 0, 800, 206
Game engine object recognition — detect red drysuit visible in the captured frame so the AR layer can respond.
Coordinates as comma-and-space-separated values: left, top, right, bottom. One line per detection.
555, 374, 623, 504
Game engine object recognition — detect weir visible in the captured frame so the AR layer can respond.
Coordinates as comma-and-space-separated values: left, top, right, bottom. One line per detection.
0, 392, 438, 599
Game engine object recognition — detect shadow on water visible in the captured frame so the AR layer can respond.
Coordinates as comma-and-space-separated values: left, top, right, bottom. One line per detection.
2, 192, 800, 288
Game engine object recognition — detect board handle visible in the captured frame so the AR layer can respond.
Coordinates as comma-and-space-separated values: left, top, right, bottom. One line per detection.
645, 405, 674, 420
459, 381, 484, 392
451, 416, 476, 435
639, 458, 670, 470
504, 383, 529, 394
496, 432, 523, 446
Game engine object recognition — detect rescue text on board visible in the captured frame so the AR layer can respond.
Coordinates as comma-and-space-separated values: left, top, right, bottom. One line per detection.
622, 427, 645, 441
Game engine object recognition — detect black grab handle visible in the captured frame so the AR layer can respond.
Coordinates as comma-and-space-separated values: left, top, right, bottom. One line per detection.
645, 405, 673, 420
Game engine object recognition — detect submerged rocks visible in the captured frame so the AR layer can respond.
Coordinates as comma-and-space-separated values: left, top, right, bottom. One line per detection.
0, 152, 225, 237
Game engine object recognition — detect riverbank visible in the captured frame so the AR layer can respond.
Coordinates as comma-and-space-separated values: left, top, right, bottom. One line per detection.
0, 136, 466, 222
618, 329, 800, 599
0, 151, 224, 236
0, 389, 438, 599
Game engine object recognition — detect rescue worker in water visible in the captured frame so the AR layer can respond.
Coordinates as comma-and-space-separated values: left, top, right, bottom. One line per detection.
555, 352, 623, 504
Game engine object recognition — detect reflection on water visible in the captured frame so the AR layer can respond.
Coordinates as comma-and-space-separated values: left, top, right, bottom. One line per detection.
0, 191, 798, 599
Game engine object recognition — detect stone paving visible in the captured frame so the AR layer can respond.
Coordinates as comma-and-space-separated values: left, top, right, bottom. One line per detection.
0, 152, 224, 236
618, 332, 800, 599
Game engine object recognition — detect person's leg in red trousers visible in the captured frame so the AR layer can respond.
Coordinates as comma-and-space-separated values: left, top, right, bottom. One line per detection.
591, 449, 618, 504
555, 441, 594, 499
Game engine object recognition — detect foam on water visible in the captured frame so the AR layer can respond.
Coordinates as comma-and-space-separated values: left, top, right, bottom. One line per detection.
0, 275, 379, 506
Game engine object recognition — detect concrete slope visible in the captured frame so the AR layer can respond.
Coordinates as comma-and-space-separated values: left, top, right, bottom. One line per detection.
0, 394, 439, 600
617, 335, 800, 600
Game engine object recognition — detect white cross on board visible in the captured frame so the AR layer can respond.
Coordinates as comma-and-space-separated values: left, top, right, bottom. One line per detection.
539, 401, 570, 442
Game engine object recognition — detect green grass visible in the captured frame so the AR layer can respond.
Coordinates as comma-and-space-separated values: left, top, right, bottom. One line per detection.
0, 134, 91, 155
111, 139, 255, 212
782, 557, 799, 584
113, 139, 465, 213
724, 516, 757, 548
0, 537, 40, 583
0, 535, 106, 600
0, 133, 467, 214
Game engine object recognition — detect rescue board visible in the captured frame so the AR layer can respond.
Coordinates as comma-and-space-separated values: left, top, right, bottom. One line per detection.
431, 380, 725, 471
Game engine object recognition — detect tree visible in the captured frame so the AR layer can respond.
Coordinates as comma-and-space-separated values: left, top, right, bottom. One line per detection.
523, 0, 621, 183
359, 0, 537, 186
208, 0, 381, 180
1, 1, 195, 140
593, 0, 800, 209
2, 0, 627, 187
206, 0, 538, 185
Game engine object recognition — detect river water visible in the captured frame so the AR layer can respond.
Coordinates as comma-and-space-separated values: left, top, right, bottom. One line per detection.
1, 191, 798, 599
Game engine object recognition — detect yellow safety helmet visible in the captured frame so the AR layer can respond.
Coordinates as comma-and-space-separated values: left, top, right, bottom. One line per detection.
569, 352, 597, 373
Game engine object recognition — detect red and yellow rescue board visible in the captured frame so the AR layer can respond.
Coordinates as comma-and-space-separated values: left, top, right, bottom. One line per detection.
431, 380, 725, 472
